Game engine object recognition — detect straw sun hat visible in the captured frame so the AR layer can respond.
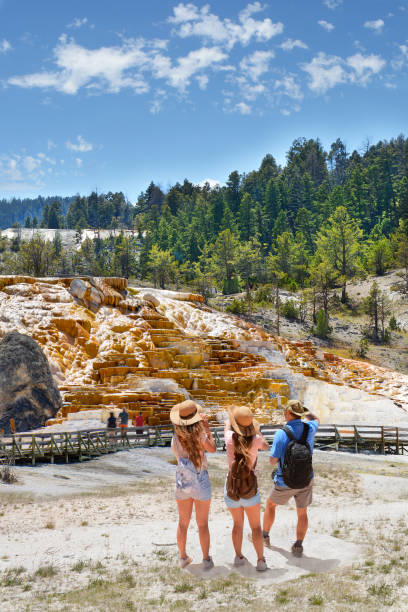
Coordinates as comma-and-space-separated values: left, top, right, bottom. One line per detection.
286, 399, 310, 418
228, 406, 260, 437
170, 400, 203, 426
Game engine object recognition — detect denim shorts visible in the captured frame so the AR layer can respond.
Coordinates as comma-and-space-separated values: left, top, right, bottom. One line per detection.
175, 458, 211, 501
224, 483, 261, 508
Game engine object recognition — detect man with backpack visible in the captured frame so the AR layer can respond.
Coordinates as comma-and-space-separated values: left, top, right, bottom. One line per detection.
262, 399, 319, 557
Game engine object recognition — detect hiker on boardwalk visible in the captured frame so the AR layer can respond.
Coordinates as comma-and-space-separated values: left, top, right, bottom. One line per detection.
224, 406, 269, 571
106, 411, 117, 443
135, 411, 145, 438
170, 400, 216, 570
263, 399, 319, 557
118, 407, 129, 437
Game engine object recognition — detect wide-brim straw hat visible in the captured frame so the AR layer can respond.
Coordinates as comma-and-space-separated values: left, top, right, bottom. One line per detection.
170, 400, 203, 426
286, 399, 310, 418
228, 406, 260, 437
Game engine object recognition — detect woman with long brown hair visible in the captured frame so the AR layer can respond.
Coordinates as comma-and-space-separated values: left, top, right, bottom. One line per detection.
224, 405, 269, 571
170, 400, 216, 569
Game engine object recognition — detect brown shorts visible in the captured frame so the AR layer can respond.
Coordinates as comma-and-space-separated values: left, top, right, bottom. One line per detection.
268, 480, 313, 508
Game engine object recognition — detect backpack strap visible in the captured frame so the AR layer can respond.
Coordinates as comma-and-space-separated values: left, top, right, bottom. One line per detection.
282, 425, 295, 441
300, 423, 310, 444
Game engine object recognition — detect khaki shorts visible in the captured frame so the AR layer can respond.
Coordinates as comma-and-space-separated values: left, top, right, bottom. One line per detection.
268, 480, 313, 508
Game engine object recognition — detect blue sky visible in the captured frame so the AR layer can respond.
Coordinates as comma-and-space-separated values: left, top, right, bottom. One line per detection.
0, 0, 407, 201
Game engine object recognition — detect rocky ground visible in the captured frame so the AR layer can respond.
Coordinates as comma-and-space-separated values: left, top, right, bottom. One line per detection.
0, 447, 407, 611
211, 269, 408, 376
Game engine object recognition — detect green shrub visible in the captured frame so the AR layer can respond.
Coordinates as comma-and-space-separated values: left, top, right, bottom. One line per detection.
254, 284, 273, 303
313, 310, 331, 339
388, 315, 399, 331
281, 299, 299, 320
222, 276, 241, 295
225, 298, 246, 314
356, 338, 369, 358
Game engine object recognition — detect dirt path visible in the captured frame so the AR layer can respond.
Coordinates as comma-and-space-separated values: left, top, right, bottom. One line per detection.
0, 449, 407, 610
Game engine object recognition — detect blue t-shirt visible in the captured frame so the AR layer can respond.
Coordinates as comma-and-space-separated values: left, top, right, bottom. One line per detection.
270, 419, 319, 488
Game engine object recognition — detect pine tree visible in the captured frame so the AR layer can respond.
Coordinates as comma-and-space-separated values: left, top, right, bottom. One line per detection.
315, 206, 363, 303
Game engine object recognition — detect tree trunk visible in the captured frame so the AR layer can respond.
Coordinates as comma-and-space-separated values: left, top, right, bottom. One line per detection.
341, 282, 347, 304
275, 285, 280, 336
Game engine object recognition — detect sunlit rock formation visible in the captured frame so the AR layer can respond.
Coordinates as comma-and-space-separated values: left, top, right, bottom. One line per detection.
0, 331, 62, 433
0, 275, 407, 432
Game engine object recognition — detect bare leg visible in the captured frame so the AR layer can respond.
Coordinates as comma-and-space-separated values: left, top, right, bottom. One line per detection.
296, 507, 308, 541
263, 498, 277, 533
228, 507, 245, 557
176, 499, 194, 560
245, 504, 264, 561
194, 499, 211, 560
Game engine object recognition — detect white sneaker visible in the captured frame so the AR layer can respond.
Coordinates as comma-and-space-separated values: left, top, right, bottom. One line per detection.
234, 555, 247, 567
203, 556, 214, 570
256, 558, 268, 572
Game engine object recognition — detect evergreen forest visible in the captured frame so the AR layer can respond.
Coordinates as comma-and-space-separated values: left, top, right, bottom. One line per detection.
2, 135, 408, 343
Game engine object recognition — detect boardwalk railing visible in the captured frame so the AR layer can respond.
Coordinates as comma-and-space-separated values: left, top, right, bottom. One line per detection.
0, 424, 407, 465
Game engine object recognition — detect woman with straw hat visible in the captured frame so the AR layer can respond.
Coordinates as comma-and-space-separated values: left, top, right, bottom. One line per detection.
224, 405, 269, 571
170, 399, 216, 570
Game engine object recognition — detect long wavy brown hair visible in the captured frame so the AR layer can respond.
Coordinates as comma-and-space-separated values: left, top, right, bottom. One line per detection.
174, 422, 205, 469
232, 430, 254, 468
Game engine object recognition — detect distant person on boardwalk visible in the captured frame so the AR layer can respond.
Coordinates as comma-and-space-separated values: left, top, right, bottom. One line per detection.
224, 406, 269, 571
170, 400, 216, 570
135, 411, 144, 429
107, 411, 117, 443
119, 407, 129, 438
263, 399, 319, 557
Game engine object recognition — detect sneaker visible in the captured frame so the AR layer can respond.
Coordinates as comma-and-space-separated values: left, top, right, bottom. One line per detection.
233, 555, 247, 567
256, 558, 268, 572
179, 556, 192, 569
291, 543, 303, 558
203, 556, 214, 570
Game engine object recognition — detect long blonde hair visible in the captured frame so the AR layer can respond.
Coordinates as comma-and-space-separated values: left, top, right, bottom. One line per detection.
232, 430, 254, 468
174, 422, 205, 469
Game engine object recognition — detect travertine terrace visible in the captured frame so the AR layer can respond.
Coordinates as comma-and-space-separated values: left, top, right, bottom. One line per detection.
0, 275, 407, 430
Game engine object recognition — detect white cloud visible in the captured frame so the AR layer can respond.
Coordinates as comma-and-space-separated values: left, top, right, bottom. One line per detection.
47, 139, 56, 150
302, 51, 386, 93
318, 20, 335, 31
364, 19, 384, 33
67, 17, 88, 29
301, 52, 345, 93
240, 50, 274, 80
9, 35, 151, 95
274, 75, 303, 100
235, 102, 252, 114
392, 44, 408, 70
75, 158, 83, 167
199, 178, 220, 188
346, 53, 386, 84
279, 38, 308, 51
0, 39, 12, 53
8, 35, 228, 95
169, 2, 283, 50
168, 3, 201, 23
154, 46, 228, 91
23, 156, 41, 173
66, 135, 93, 152
323, 0, 342, 9
0, 151, 57, 187
196, 74, 209, 89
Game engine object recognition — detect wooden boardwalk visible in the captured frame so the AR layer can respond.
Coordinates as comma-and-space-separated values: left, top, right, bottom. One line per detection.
1, 424, 407, 465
